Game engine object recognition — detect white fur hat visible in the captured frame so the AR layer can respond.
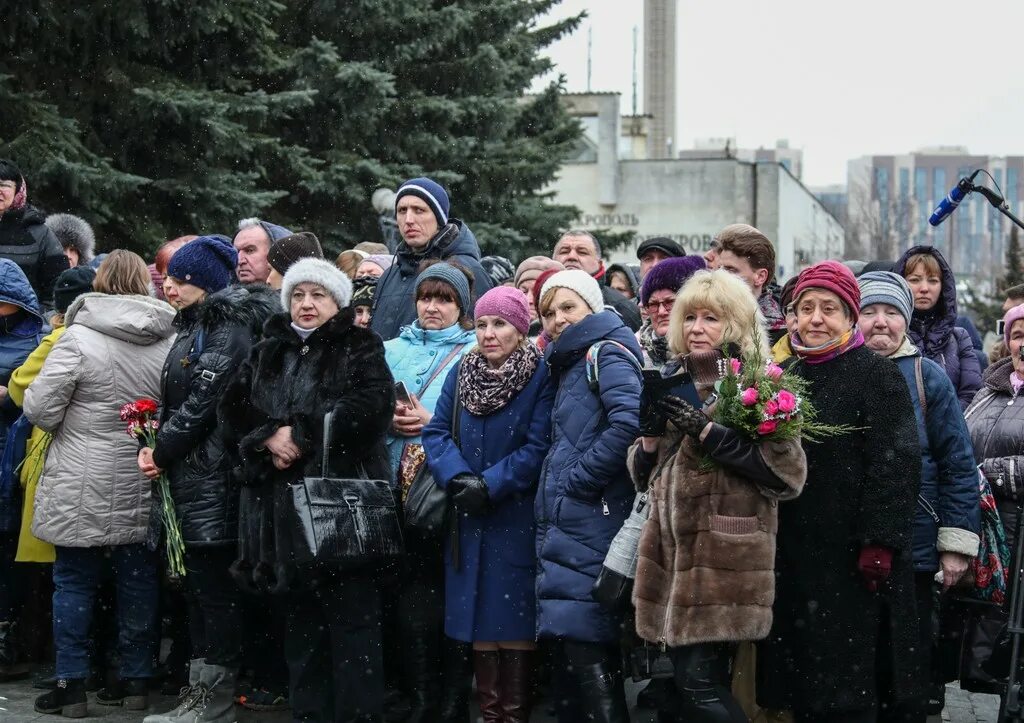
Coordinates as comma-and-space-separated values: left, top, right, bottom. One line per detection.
281, 257, 353, 310
539, 268, 605, 314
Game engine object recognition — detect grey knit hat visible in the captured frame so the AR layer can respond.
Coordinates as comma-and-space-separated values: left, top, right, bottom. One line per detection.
415, 262, 471, 313
858, 271, 914, 327
281, 258, 353, 310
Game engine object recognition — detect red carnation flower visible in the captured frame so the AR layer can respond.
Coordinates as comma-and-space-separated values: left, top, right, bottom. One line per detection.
135, 399, 158, 416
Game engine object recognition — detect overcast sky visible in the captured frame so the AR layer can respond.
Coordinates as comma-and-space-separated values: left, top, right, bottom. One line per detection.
533, 0, 1024, 188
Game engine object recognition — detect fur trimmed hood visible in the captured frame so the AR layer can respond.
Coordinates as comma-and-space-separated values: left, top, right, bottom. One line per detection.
45, 213, 95, 264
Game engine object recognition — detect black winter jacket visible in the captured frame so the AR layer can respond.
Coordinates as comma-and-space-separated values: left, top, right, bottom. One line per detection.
0, 206, 69, 311
153, 284, 280, 546
219, 308, 395, 592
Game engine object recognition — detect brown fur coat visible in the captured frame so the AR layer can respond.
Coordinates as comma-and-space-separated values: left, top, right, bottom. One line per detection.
628, 426, 806, 647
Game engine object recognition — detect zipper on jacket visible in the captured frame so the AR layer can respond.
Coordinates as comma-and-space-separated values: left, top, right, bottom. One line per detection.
601, 498, 609, 516
917, 495, 940, 524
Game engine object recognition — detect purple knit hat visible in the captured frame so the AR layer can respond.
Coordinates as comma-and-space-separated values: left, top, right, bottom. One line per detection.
474, 286, 531, 335
1004, 303, 1024, 346
640, 255, 707, 305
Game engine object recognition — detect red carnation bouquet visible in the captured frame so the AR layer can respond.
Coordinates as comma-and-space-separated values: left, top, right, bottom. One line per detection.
121, 398, 186, 577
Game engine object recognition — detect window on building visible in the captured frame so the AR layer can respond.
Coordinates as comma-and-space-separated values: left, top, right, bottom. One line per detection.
915, 168, 928, 239
876, 168, 890, 236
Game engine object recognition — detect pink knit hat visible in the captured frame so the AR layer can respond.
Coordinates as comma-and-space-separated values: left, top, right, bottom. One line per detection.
474, 286, 531, 335
1004, 303, 1024, 346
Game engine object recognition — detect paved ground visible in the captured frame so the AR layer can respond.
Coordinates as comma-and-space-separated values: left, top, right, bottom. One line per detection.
0, 678, 1003, 722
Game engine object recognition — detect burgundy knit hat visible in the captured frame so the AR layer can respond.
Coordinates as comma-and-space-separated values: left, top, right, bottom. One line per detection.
1004, 303, 1024, 346
794, 260, 862, 321
475, 286, 531, 335
532, 267, 562, 312
639, 255, 707, 305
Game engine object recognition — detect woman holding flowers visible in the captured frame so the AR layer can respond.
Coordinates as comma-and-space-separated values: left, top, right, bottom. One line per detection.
628, 269, 807, 723
758, 261, 922, 723
22, 251, 175, 716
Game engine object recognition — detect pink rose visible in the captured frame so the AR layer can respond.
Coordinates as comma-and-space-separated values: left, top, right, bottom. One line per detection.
765, 400, 779, 416
776, 390, 797, 414
757, 420, 778, 435
730, 358, 742, 375
740, 387, 759, 406
765, 363, 784, 380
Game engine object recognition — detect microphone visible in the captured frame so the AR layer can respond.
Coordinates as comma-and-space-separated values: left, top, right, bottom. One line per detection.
929, 170, 982, 227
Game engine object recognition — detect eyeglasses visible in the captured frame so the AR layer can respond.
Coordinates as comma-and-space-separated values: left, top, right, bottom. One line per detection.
645, 298, 675, 312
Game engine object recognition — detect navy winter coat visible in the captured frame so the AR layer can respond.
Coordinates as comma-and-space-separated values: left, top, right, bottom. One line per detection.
370, 220, 492, 341
422, 356, 555, 642
891, 343, 980, 571
535, 310, 643, 643
894, 245, 981, 410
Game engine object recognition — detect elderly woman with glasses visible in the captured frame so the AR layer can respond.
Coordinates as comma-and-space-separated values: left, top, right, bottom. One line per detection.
635, 256, 706, 369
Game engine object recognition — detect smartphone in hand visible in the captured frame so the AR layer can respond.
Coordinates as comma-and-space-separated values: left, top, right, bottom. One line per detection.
395, 381, 413, 406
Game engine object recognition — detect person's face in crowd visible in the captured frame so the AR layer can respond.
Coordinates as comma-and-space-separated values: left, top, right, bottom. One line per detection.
416, 289, 460, 330
397, 196, 439, 250
904, 262, 941, 312
1004, 296, 1024, 313
517, 279, 538, 321
785, 303, 799, 337
234, 226, 272, 283
0, 302, 20, 316
796, 289, 851, 346
541, 288, 591, 341
63, 246, 80, 267
1010, 320, 1024, 376
646, 289, 676, 337
266, 268, 283, 290
682, 308, 724, 353
290, 282, 339, 330
354, 304, 372, 329
356, 260, 385, 279
608, 271, 634, 299
859, 304, 907, 357
163, 277, 207, 310
717, 250, 768, 297
703, 246, 720, 270
639, 249, 669, 278
553, 235, 600, 275
476, 315, 524, 368
0, 180, 17, 214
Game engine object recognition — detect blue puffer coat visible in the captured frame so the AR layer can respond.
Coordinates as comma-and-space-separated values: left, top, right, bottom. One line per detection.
891, 338, 980, 571
894, 245, 982, 410
535, 310, 643, 643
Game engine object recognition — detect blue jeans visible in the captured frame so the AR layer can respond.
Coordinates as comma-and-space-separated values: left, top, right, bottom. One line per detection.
53, 544, 159, 679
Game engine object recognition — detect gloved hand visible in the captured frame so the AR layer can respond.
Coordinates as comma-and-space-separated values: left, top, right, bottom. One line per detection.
448, 473, 491, 516
656, 395, 709, 438
857, 545, 894, 592
639, 400, 668, 437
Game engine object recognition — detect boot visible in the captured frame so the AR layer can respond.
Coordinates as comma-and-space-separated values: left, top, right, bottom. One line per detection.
439, 637, 473, 723
498, 649, 535, 723
143, 658, 205, 723
473, 650, 501, 723
34, 678, 88, 718
404, 635, 441, 722
144, 662, 237, 723
0, 621, 28, 681
670, 643, 747, 723
574, 660, 629, 723
96, 677, 150, 710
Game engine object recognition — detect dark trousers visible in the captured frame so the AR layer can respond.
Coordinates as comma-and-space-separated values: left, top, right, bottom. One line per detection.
183, 546, 242, 668
52, 544, 159, 680
0, 531, 26, 620
878, 572, 933, 723
285, 575, 384, 722
241, 594, 288, 688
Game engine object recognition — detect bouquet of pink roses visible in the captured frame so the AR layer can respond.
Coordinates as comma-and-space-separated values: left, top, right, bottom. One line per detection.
121, 398, 186, 577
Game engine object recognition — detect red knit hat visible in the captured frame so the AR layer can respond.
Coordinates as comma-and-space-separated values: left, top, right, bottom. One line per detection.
533, 267, 562, 312
793, 261, 861, 321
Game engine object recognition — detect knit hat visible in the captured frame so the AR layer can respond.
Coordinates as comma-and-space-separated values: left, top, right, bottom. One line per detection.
45, 213, 96, 264
514, 256, 564, 289
639, 255, 706, 305
415, 262, 471, 313
352, 276, 377, 308
780, 276, 800, 310
475, 286, 531, 335
636, 237, 685, 261
481, 256, 516, 287
234, 218, 293, 246
794, 260, 861, 321
396, 177, 450, 226
539, 269, 605, 314
166, 234, 238, 293
53, 266, 96, 314
281, 258, 353, 310
858, 271, 914, 327
532, 267, 562, 312
1004, 303, 1024, 347
267, 232, 324, 275
360, 254, 394, 275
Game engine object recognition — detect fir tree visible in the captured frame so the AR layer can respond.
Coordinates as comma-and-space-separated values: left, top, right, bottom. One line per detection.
1005, 226, 1024, 290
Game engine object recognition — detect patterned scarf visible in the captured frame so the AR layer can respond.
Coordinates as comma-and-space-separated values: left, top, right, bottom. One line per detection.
637, 319, 670, 367
791, 326, 865, 365
458, 343, 541, 416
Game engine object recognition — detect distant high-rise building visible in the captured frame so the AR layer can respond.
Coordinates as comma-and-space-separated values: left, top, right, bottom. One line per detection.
643, 0, 676, 159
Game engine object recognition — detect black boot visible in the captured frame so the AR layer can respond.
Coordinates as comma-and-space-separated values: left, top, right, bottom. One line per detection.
96, 677, 150, 710
0, 621, 28, 681
404, 634, 442, 723
669, 643, 747, 723
565, 643, 629, 723
34, 678, 88, 718
439, 637, 473, 723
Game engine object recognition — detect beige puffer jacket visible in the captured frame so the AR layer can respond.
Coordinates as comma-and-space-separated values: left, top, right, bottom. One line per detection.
24, 293, 176, 547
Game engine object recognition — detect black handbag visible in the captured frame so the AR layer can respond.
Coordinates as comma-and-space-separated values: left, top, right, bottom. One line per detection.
403, 351, 465, 538
284, 410, 404, 568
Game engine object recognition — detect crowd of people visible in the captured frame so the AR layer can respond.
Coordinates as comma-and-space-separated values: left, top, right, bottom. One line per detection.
0, 154, 1018, 723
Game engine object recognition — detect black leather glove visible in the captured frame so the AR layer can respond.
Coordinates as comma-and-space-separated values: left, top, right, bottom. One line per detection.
656, 395, 709, 438
448, 473, 491, 516
639, 399, 668, 436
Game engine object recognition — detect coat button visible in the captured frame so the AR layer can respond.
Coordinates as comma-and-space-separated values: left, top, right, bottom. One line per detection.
430, 350, 436, 356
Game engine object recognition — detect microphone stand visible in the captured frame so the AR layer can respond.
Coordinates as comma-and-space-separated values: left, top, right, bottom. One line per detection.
972, 184, 1024, 232
1000, 506, 1024, 722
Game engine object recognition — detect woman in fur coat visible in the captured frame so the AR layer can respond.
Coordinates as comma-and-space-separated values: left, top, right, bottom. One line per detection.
628, 270, 807, 723
219, 258, 395, 722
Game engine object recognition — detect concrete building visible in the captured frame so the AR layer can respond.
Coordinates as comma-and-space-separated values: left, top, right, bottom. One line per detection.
679, 138, 804, 181
548, 93, 844, 281
847, 147, 1024, 277
643, 0, 676, 159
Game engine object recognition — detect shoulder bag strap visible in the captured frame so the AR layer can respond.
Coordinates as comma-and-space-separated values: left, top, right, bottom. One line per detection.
418, 344, 467, 397
914, 356, 927, 419
452, 369, 463, 448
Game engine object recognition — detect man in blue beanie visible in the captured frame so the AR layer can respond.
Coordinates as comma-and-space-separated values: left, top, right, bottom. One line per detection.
232, 217, 292, 284
370, 177, 491, 341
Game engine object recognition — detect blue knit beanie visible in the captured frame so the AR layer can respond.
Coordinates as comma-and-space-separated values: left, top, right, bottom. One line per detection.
415, 262, 471, 314
167, 234, 238, 293
640, 255, 707, 305
858, 271, 914, 328
396, 177, 450, 226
